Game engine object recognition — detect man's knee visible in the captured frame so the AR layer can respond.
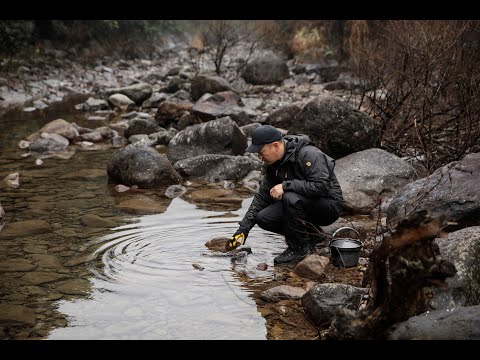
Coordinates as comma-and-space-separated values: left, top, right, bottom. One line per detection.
256, 210, 268, 229
281, 192, 303, 210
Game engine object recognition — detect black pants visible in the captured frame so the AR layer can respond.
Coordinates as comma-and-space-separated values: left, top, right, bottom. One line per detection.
255, 192, 340, 251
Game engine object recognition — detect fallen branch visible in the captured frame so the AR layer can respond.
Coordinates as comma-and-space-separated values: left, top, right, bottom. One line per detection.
324, 209, 456, 340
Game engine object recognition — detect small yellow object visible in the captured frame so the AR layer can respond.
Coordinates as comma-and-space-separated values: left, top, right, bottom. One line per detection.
306, 161, 312, 167
226, 233, 245, 251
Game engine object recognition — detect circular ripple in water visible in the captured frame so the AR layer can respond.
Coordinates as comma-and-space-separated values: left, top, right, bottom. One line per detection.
49, 197, 283, 339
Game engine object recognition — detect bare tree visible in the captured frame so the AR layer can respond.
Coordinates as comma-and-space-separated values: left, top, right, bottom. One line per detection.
194, 20, 279, 77
349, 20, 480, 174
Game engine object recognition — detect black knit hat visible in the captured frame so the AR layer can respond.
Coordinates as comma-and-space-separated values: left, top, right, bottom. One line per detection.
245, 125, 283, 153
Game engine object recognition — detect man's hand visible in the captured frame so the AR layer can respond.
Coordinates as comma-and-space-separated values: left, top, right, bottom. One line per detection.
226, 229, 247, 251
270, 184, 284, 200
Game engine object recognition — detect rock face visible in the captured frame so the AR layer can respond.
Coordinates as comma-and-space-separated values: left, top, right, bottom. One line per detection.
107, 143, 182, 188
301, 283, 368, 328
167, 117, 247, 164
388, 305, 480, 340
242, 53, 289, 85
174, 154, 262, 182
432, 227, 480, 309
335, 148, 417, 214
289, 96, 381, 159
190, 74, 235, 101
0, 220, 52, 240
387, 152, 480, 229
102, 82, 153, 104
191, 91, 257, 126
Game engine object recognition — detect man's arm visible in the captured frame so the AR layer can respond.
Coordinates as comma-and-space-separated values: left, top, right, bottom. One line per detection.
282, 147, 333, 198
238, 174, 273, 232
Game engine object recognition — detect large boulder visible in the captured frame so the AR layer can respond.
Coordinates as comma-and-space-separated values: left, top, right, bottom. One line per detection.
154, 98, 193, 129
388, 305, 480, 340
102, 82, 153, 105
288, 95, 381, 159
335, 148, 418, 214
301, 283, 368, 328
174, 154, 262, 182
242, 53, 289, 85
37, 119, 79, 140
124, 118, 164, 139
191, 91, 257, 126
265, 102, 304, 129
387, 152, 480, 229
431, 226, 480, 309
190, 74, 235, 101
107, 143, 182, 188
167, 117, 247, 164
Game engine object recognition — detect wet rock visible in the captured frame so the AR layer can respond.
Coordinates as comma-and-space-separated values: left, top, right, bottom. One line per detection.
192, 263, 205, 271
3, 172, 20, 188
30, 254, 63, 269
64, 255, 91, 267
165, 184, 187, 199
205, 237, 232, 252
56, 279, 91, 296
23, 245, 48, 254
0, 304, 36, 326
0, 219, 51, 240
29, 133, 69, 152
0, 258, 36, 272
114, 184, 131, 193
37, 119, 80, 140
80, 214, 117, 228
257, 263, 268, 271
117, 196, 171, 215
21, 271, 69, 285
107, 143, 182, 188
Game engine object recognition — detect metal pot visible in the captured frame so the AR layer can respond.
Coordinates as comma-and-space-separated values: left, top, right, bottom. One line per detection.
329, 227, 362, 268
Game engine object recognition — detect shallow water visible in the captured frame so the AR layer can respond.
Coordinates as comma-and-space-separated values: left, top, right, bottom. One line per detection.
0, 99, 285, 339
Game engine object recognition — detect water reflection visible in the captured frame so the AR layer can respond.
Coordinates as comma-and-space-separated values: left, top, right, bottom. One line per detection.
1, 99, 285, 340
48, 197, 282, 339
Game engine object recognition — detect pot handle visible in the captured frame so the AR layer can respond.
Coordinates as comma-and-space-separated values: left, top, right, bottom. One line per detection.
332, 226, 360, 238
330, 227, 361, 246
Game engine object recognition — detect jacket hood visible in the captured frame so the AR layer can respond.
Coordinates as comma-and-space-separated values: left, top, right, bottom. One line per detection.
282, 134, 314, 163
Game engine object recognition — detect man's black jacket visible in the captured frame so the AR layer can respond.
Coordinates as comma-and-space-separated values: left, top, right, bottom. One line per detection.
238, 134, 343, 233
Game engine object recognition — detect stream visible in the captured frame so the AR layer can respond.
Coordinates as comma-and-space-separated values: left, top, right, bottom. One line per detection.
0, 97, 286, 339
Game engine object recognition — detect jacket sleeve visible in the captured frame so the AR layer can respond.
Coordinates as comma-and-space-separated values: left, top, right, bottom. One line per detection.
238, 173, 274, 233
282, 147, 333, 198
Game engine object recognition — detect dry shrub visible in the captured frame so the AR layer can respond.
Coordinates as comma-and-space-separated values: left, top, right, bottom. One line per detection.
350, 20, 480, 173
190, 33, 204, 51
290, 25, 329, 62
347, 20, 369, 62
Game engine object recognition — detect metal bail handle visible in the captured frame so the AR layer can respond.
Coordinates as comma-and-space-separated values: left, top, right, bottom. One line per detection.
330, 226, 361, 246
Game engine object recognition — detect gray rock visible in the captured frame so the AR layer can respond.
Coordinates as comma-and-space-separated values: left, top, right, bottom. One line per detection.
107, 143, 182, 188
387, 152, 480, 229
388, 305, 480, 340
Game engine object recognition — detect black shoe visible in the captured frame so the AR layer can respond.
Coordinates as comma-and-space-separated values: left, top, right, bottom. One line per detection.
274, 246, 309, 265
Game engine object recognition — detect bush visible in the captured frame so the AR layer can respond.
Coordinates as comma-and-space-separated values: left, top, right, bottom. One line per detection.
349, 20, 480, 173
0, 21, 35, 55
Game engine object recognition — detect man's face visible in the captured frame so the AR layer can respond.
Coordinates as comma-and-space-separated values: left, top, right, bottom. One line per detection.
258, 142, 281, 164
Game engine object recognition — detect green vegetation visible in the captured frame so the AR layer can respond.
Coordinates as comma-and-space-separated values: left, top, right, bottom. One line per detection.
0, 20, 180, 56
